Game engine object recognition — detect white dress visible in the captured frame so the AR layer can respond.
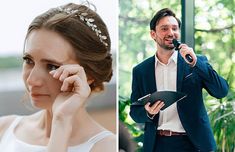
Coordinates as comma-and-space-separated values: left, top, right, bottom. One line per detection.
0, 117, 113, 152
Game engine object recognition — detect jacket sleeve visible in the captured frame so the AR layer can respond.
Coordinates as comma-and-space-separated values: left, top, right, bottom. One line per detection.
129, 67, 156, 123
193, 55, 229, 98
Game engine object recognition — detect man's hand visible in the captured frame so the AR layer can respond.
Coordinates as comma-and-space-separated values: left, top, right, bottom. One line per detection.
144, 100, 165, 115
179, 44, 197, 67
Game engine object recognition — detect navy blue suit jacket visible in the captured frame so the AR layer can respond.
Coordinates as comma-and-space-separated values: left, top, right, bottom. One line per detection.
130, 53, 229, 152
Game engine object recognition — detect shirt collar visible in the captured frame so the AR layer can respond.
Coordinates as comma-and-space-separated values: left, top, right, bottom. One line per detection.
155, 51, 178, 66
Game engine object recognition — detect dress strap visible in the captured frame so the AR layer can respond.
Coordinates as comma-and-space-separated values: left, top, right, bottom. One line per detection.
87, 131, 113, 145
0, 116, 23, 143
7, 116, 23, 130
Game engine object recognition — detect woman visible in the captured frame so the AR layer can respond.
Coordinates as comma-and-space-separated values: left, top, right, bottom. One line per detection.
0, 3, 115, 152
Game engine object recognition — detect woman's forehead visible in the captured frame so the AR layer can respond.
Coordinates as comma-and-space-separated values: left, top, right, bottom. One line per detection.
25, 29, 77, 62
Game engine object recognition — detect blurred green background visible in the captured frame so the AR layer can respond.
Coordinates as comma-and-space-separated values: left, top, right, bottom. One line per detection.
119, 0, 235, 151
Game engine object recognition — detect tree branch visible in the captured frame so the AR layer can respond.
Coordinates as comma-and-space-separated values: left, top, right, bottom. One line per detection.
195, 24, 235, 33
120, 14, 235, 33
119, 15, 148, 25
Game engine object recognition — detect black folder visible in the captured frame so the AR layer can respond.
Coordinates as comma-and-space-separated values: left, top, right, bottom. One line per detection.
132, 91, 187, 110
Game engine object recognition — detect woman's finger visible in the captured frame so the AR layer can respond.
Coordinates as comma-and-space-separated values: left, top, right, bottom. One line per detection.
61, 74, 90, 98
53, 67, 64, 79
61, 75, 80, 91
76, 66, 88, 82
54, 64, 88, 82
59, 69, 70, 81
51, 64, 76, 79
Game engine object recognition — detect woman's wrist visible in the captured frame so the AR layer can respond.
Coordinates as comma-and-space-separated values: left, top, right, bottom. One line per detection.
47, 119, 72, 152
52, 116, 73, 134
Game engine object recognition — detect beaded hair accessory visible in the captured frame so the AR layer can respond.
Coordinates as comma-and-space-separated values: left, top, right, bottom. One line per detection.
57, 7, 108, 47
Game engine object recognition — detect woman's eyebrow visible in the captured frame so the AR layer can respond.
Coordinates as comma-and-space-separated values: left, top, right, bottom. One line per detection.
41, 58, 64, 65
23, 53, 33, 59
23, 52, 65, 65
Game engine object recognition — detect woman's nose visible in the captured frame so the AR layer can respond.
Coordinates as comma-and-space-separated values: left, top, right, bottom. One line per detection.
26, 67, 43, 87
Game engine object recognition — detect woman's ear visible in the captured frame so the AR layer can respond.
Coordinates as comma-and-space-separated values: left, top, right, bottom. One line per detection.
87, 75, 94, 85
87, 79, 94, 85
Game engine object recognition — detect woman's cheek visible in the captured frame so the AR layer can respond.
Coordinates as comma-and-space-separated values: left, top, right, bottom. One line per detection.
50, 79, 63, 96
22, 67, 31, 91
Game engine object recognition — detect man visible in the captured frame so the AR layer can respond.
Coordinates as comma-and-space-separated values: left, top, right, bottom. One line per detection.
130, 8, 228, 152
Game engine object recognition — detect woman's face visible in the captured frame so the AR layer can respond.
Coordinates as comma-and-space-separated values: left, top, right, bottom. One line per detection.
23, 29, 78, 109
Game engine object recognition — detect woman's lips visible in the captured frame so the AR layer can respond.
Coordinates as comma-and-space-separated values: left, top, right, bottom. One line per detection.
30, 93, 50, 99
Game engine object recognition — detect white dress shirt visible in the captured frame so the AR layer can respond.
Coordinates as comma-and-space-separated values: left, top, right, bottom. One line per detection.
155, 51, 185, 132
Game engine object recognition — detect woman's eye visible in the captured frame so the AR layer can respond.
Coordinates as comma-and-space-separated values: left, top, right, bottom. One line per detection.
22, 56, 34, 64
47, 64, 59, 71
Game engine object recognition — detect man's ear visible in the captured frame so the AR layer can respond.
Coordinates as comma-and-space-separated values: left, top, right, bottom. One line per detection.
150, 30, 156, 40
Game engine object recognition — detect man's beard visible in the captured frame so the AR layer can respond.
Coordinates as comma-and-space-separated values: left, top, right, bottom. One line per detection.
159, 43, 174, 50
156, 37, 174, 50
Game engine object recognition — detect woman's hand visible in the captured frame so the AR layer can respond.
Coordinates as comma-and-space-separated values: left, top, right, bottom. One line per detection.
47, 64, 91, 152
49, 64, 91, 119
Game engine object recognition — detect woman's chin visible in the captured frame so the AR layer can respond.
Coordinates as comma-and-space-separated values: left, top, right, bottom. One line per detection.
30, 99, 52, 110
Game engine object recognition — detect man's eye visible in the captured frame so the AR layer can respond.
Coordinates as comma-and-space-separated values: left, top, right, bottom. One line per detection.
22, 56, 34, 64
47, 64, 59, 71
161, 28, 168, 31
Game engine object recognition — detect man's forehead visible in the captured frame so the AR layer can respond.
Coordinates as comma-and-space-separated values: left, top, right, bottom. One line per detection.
156, 16, 179, 27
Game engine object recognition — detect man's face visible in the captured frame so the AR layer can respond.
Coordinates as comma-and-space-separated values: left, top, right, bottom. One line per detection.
150, 16, 180, 50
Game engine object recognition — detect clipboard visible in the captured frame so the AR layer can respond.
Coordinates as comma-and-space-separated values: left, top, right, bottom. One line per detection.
132, 91, 187, 110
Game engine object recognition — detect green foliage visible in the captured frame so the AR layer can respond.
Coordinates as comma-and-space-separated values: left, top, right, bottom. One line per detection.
195, 1, 235, 150
119, 96, 144, 151
0, 56, 22, 69
119, 0, 181, 97
119, 0, 235, 151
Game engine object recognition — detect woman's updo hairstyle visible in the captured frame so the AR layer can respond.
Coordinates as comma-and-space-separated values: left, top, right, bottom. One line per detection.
25, 2, 113, 91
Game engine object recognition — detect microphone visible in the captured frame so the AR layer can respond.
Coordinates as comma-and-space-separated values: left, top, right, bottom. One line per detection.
172, 39, 193, 63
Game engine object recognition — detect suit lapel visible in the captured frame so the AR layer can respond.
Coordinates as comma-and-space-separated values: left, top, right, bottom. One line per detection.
177, 53, 185, 92
145, 56, 157, 93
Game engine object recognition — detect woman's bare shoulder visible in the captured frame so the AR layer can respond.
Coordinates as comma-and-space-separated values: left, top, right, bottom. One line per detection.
0, 115, 17, 138
91, 133, 116, 152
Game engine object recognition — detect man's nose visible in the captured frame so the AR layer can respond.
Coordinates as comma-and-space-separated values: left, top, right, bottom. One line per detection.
26, 67, 43, 87
168, 29, 174, 36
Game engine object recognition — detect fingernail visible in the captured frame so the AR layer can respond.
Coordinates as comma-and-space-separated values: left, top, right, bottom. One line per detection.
61, 86, 65, 91
49, 70, 56, 75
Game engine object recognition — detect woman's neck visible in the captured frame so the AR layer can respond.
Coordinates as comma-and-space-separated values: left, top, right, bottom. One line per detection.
38, 108, 96, 138
36, 110, 52, 138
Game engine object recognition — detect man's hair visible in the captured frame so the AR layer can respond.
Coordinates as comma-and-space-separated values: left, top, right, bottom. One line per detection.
150, 8, 181, 30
